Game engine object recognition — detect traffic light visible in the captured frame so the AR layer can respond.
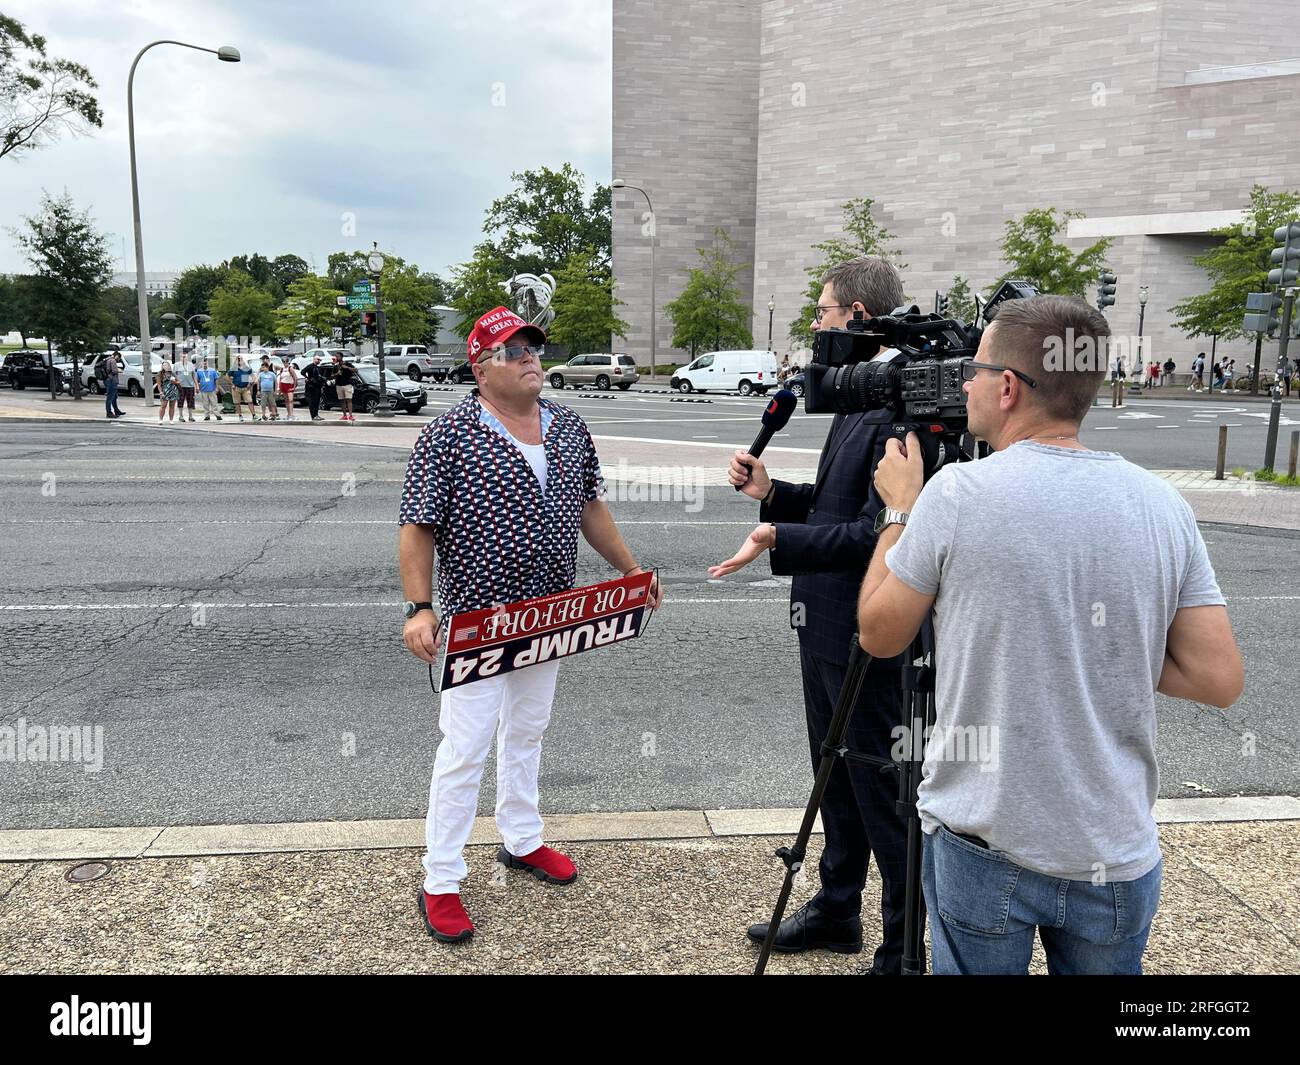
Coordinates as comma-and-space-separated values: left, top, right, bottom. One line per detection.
937, 293, 950, 316
1096, 272, 1117, 311
1244, 291, 1282, 335
1268, 222, 1300, 287
360, 311, 376, 337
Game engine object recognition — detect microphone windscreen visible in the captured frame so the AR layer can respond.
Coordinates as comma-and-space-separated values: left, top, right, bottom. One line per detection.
760, 389, 798, 432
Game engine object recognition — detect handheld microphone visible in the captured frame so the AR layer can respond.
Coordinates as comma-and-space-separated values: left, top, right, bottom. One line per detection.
735, 389, 797, 491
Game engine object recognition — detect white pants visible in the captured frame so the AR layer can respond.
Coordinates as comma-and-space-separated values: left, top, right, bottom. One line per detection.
422, 660, 560, 895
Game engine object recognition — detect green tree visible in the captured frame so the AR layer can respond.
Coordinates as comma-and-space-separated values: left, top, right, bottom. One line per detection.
207, 270, 276, 344
100, 284, 140, 339
273, 274, 344, 348
482, 163, 611, 277
997, 207, 1112, 297
11, 190, 113, 396
665, 228, 753, 358
378, 261, 440, 344
222, 253, 274, 290
1170, 184, 1300, 342
548, 246, 628, 355
0, 13, 101, 161
448, 244, 510, 339
789, 197, 905, 347
271, 253, 309, 295
0, 272, 44, 345
171, 264, 230, 320
946, 275, 978, 324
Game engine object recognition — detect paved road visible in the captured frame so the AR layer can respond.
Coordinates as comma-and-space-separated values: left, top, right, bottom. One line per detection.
1, 419, 1296, 830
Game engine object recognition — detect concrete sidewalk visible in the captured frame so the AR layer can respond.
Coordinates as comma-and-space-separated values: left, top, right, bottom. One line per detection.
1, 805, 1296, 974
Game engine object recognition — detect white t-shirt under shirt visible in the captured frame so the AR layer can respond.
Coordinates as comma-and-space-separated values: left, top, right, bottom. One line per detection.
505, 430, 547, 493
884, 442, 1225, 882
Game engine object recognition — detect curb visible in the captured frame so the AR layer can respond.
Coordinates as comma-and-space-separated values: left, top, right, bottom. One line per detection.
3, 796, 1296, 863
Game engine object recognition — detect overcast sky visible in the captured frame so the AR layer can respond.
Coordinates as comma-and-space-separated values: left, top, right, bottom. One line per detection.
0, 0, 612, 280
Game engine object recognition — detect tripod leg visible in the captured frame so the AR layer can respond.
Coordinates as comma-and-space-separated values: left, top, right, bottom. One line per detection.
898, 632, 935, 975
755, 639, 873, 976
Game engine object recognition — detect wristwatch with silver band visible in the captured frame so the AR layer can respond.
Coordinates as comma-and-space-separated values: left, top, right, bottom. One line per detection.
873, 507, 909, 534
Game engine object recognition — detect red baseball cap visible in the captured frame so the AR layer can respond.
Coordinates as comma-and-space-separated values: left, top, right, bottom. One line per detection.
466, 306, 546, 363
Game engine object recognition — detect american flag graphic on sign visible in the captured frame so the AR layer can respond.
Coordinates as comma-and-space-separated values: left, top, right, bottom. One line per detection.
630, 586, 646, 600
454, 626, 478, 641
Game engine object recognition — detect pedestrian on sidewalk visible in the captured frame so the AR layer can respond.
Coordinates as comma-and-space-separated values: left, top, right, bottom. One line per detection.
1143, 361, 1157, 390
1162, 357, 1175, 386
856, 294, 1243, 976
398, 305, 662, 945
1212, 361, 1225, 391
156, 359, 179, 422
256, 358, 279, 421
1224, 359, 1235, 390
230, 356, 256, 421
196, 357, 222, 421
302, 353, 326, 421
333, 354, 357, 423
1189, 352, 1205, 392
278, 358, 299, 420
175, 353, 197, 421
103, 352, 125, 419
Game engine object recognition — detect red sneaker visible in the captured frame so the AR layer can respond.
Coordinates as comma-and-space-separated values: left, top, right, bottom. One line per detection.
417, 890, 474, 943
497, 844, 578, 884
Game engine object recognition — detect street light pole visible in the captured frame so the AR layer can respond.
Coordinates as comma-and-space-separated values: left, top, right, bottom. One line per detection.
128, 39, 239, 405
612, 180, 656, 379
767, 294, 775, 352
1135, 285, 1148, 392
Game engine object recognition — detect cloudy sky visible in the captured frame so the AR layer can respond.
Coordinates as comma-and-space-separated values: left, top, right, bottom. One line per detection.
0, 0, 612, 279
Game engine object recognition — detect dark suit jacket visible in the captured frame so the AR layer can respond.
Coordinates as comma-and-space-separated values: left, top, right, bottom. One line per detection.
760, 409, 905, 670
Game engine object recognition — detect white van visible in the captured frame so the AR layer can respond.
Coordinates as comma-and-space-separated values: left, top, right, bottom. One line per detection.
670, 349, 781, 395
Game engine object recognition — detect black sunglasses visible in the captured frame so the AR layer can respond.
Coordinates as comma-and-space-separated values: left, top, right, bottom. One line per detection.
961, 359, 1037, 389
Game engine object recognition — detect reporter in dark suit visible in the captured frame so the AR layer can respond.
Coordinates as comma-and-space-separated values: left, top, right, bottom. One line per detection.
710, 257, 911, 971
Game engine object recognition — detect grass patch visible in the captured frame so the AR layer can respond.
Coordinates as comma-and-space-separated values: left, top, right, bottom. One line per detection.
1255, 467, 1300, 487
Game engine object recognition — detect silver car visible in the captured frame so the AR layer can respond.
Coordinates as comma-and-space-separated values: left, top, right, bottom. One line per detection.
548, 353, 639, 391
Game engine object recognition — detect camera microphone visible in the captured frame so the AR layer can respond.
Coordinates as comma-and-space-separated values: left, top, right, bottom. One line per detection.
735, 389, 798, 491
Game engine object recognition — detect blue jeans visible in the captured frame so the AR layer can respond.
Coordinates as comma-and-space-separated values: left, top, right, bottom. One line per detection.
105, 378, 121, 415
922, 825, 1162, 975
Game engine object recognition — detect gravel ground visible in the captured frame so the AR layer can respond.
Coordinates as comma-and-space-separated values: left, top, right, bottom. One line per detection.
1, 821, 1295, 975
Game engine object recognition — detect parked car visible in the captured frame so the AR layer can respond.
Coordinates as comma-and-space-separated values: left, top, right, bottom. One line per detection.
5, 350, 68, 391
436, 359, 476, 384
293, 348, 349, 372
784, 370, 805, 398
319, 363, 426, 414
670, 349, 780, 395
548, 353, 640, 391
382, 344, 459, 382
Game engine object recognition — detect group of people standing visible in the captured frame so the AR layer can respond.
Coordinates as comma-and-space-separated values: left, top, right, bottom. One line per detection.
122, 351, 362, 424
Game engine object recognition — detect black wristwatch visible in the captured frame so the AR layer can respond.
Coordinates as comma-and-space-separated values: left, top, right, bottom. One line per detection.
403, 601, 434, 619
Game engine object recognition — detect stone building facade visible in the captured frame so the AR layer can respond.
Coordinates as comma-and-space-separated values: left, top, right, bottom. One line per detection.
613, 0, 1300, 372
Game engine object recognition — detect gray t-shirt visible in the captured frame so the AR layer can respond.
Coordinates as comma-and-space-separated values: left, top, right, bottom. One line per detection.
174, 363, 196, 387
885, 442, 1224, 882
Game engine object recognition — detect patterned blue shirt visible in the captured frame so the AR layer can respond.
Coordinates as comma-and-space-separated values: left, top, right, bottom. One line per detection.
398, 391, 606, 616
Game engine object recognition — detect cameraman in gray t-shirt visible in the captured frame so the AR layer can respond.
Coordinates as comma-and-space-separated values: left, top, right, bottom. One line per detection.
855, 295, 1242, 975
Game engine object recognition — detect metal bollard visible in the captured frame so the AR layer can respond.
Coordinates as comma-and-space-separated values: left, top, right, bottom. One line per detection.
1216, 425, 1228, 480
1289, 430, 1299, 480
1263, 390, 1282, 472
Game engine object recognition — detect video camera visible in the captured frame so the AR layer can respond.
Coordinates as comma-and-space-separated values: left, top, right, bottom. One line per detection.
805, 279, 1039, 410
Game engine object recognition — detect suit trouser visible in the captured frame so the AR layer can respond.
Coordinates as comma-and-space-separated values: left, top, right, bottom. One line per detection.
422, 660, 561, 895
307, 387, 321, 418
799, 643, 909, 972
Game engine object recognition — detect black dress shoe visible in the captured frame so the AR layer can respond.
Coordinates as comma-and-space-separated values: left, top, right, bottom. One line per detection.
746, 901, 863, 954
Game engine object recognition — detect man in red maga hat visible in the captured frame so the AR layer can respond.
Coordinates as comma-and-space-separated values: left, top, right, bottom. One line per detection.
398, 305, 663, 943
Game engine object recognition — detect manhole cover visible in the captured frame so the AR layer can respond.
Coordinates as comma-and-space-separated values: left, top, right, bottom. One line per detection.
66, 861, 110, 883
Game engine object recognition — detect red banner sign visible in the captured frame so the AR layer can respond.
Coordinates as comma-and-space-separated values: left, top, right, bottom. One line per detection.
434, 571, 655, 692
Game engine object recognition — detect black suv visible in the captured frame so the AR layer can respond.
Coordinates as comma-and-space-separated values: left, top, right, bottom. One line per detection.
5, 351, 67, 391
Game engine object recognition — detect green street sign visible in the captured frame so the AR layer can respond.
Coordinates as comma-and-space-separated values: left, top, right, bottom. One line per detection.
352, 281, 373, 295
346, 294, 375, 310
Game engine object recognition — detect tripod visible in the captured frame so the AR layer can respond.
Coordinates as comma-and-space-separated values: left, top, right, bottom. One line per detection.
753, 630, 935, 975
